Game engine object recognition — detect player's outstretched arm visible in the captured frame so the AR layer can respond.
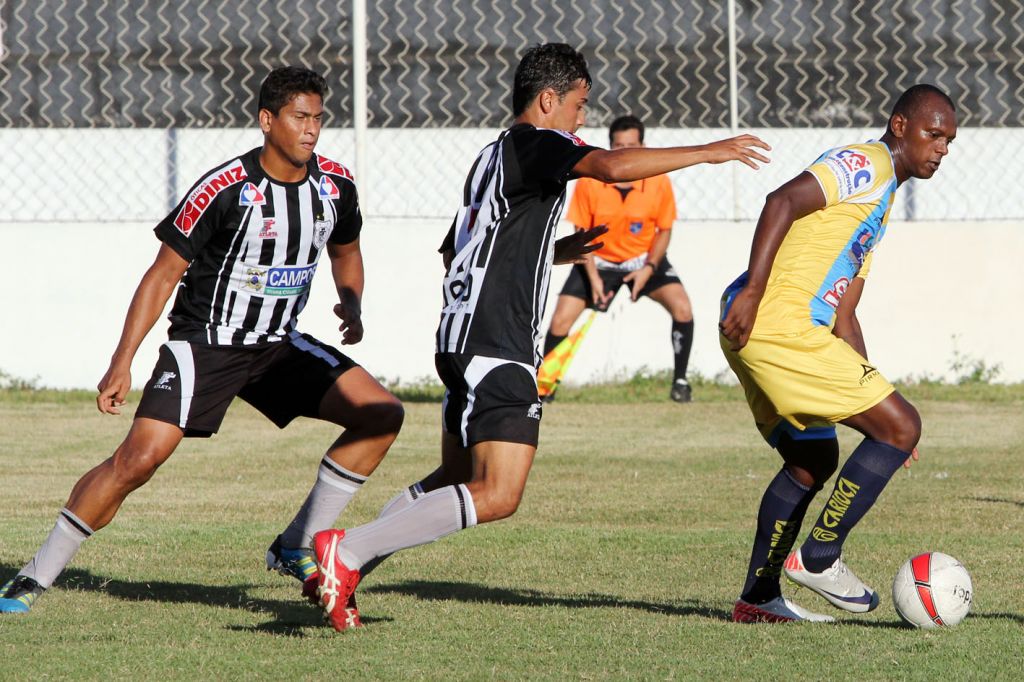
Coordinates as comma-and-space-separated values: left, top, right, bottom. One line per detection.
327, 240, 365, 345
719, 172, 825, 351
97, 244, 189, 415
572, 134, 771, 183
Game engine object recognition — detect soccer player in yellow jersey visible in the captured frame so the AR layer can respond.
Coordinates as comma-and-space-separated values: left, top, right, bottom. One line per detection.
719, 84, 957, 623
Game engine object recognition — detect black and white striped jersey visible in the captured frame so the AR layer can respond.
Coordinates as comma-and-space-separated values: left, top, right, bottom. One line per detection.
436, 124, 597, 366
155, 147, 360, 346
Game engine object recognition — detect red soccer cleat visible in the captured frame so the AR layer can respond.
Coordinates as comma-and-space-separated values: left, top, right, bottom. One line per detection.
313, 529, 362, 631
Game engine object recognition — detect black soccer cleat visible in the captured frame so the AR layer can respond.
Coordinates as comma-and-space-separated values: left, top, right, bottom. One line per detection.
670, 379, 692, 403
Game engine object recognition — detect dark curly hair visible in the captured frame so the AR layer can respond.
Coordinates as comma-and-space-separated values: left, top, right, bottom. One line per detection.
257, 66, 327, 117
512, 43, 591, 117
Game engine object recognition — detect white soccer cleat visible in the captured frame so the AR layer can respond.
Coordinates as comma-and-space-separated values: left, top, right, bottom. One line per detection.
732, 596, 835, 623
784, 548, 880, 613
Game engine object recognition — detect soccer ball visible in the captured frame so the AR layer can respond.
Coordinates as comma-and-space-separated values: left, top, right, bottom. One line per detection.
892, 552, 972, 628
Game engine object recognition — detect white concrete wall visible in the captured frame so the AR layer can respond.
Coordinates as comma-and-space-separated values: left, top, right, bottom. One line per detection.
2, 218, 1022, 389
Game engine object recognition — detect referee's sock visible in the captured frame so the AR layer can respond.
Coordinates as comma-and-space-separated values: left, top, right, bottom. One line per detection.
740, 469, 816, 604
337, 484, 477, 571
543, 331, 566, 357
279, 457, 366, 549
799, 439, 908, 572
19, 508, 94, 589
671, 319, 694, 382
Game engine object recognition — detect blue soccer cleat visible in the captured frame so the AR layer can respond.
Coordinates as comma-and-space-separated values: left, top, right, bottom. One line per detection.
266, 535, 320, 602
0, 575, 45, 614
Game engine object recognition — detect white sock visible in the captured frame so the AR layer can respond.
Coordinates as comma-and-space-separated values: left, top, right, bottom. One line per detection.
339, 484, 477, 570
377, 482, 426, 519
280, 458, 366, 548
20, 508, 94, 589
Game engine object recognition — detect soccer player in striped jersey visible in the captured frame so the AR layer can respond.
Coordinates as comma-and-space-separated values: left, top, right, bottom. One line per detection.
0, 67, 404, 614
720, 85, 957, 623
310, 43, 771, 631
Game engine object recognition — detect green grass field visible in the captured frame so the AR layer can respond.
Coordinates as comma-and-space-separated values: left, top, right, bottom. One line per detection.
1, 386, 1022, 680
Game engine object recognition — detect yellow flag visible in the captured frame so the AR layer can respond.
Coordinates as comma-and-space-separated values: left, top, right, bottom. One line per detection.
537, 311, 596, 398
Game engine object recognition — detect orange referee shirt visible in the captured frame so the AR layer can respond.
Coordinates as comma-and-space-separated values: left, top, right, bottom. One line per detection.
565, 174, 676, 264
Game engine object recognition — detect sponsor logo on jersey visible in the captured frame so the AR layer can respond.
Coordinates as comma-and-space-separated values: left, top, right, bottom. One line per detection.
847, 227, 874, 268
822, 276, 850, 309
243, 267, 266, 292
152, 371, 176, 391
264, 263, 318, 296
313, 217, 333, 249
258, 218, 278, 239
238, 182, 266, 207
318, 175, 340, 200
174, 160, 247, 236
546, 128, 588, 146
316, 155, 354, 181
629, 221, 643, 234
828, 148, 874, 197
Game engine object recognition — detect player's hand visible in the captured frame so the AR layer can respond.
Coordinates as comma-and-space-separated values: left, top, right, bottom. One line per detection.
334, 303, 364, 345
96, 364, 131, 415
553, 225, 608, 265
702, 134, 772, 170
903, 447, 920, 469
623, 265, 653, 302
719, 286, 764, 351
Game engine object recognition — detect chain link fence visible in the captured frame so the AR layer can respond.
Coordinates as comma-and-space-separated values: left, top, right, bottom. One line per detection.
2, 0, 1022, 222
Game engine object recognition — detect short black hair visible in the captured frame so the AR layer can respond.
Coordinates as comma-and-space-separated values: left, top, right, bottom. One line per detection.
512, 43, 592, 117
609, 115, 644, 143
889, 84, 956, 128
257, 66, 327, 117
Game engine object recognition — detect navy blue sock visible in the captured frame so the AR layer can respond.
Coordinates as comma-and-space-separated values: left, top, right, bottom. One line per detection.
800, 439, 909, 572
740, 468, 816, 604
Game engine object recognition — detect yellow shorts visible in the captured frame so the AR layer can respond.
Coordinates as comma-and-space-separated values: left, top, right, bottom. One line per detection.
720, 325, 894, 444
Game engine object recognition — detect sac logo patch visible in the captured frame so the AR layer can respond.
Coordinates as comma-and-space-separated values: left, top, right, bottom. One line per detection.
318, 176, 340, 200
238, 182, 266, 207
826, 147, 875, 199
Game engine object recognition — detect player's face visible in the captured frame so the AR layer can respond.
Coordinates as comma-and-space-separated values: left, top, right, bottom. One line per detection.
610, 128, 643, 150
261, 92, 323, 167
549, 80, 589, 133
899, 102, 957, 180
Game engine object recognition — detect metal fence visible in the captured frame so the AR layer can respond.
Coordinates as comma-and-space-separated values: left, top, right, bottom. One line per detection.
2, 0, 1022, 222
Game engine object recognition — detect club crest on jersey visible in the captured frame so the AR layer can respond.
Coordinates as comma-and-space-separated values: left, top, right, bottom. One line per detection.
318, 175, 340, 200
313, 217, 333, 249
238, 182, 266, 207
258, 218, 278, 239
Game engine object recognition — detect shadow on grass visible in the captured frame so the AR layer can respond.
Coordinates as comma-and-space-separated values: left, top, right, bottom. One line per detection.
362, 579, 732, 620
969, 496, 1024, 508
0, 562, 328, 637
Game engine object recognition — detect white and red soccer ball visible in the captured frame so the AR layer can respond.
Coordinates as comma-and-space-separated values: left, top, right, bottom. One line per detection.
892, 552, 972, 628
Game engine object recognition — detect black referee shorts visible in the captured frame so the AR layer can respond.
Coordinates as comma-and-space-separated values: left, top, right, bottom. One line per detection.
559, 258, 682, 310
135, 332, 358, 437
436, 353, 542, 448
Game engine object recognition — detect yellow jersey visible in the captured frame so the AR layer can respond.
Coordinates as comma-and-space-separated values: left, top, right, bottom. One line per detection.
723, 140, 898, 335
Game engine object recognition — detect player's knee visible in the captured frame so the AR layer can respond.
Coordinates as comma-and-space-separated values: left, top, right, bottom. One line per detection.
478, 488, 523, 521
549, 311, 576, 336
671, 300, 693, 322
351, 399, 405, 439
111, 444, 166, 490
886, 403, 922, 452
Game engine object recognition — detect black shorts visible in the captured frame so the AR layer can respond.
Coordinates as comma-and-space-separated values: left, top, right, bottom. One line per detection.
435, 353, 542, 448
559, 258, 682, 310
135, 332, 358, 437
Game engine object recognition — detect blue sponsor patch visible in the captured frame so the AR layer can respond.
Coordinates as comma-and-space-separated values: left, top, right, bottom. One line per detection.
264, 264, 318, 296
629, 221, 643, 234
